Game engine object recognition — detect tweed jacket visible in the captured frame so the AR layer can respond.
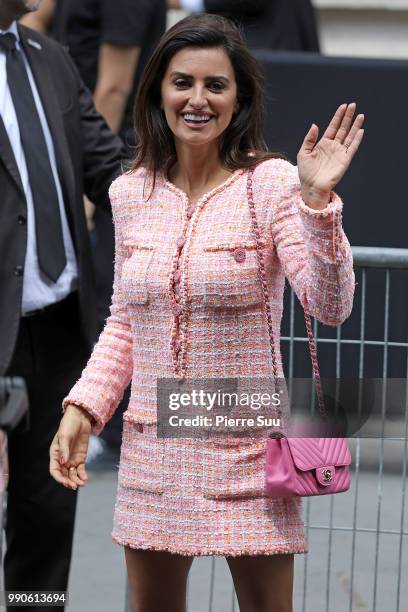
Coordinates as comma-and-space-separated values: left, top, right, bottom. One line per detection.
63, 158, 355, 434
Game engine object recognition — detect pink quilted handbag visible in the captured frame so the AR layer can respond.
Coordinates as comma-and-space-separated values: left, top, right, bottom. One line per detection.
246, 166, 352, 498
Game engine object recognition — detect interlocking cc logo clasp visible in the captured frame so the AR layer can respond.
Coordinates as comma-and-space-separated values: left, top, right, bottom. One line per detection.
322, 468, 333, 482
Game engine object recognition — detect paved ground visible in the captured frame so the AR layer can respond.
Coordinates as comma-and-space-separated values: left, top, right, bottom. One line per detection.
67, 450, 127, 612
66, 437, 407, 612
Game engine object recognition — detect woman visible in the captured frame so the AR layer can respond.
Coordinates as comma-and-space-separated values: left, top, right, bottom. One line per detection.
50, 13, 363, 612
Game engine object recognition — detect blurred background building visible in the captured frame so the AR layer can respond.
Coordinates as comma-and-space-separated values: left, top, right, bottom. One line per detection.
316, 0, 408, 59
169, 0, 408, 59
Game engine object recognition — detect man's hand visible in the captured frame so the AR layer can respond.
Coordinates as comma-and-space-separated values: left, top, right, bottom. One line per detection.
84, 196, 96, 232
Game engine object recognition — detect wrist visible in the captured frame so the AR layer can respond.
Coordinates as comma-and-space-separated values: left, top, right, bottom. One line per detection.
66, 403, 95, 425
301, 184, 331, 210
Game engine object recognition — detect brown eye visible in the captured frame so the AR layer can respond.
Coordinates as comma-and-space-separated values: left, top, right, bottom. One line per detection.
174, 79, 189, 88
210, 82, 225, 91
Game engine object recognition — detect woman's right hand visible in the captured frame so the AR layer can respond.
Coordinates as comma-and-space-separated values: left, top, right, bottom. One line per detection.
49, 404, 94, 491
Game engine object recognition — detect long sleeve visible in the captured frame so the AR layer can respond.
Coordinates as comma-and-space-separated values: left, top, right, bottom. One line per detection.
270, 159, 355, 326
61, 178, 133, 435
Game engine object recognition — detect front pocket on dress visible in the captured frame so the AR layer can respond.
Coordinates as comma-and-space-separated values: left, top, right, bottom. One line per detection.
120, 241, 155, 305
201, 241, 264, 308
118, 421, 164, 494
201, 434, 267, 499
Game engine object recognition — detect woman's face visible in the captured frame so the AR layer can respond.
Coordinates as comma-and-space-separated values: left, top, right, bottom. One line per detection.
160, 46, 239, 150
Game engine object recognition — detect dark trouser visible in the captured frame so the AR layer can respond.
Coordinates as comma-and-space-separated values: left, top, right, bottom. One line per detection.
4, 291, 90, 611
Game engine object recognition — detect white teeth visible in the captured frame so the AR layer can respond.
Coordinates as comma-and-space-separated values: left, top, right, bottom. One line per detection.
183, 113, 212, 122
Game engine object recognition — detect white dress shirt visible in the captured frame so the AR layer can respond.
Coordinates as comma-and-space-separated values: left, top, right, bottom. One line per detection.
0, 21, 78, 313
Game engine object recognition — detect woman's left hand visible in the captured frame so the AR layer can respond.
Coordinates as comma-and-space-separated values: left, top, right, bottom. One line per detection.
297, 102, 365, 209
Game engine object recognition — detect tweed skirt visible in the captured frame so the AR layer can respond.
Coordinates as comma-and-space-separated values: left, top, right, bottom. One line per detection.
111, 419, 309, 556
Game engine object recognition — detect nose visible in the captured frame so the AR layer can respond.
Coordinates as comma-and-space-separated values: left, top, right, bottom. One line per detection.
189, 85, 207, 108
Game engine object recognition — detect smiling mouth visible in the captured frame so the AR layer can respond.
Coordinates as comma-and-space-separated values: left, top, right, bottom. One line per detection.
181, 113, 214, 126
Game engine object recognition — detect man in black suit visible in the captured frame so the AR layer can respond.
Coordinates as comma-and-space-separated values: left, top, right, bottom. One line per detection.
168, 0, 320, 52
0, 0, 124, 606
23, 0, 166, 452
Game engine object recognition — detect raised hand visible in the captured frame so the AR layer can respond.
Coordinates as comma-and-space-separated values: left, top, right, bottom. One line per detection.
297, 103, 365, 209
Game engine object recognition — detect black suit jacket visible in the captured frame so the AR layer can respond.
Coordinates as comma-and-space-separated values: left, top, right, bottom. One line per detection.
0, 25, 125, 374
204, 0, 320, 52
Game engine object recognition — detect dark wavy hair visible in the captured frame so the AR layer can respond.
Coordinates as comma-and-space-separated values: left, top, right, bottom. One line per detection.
131, 13, 283, 198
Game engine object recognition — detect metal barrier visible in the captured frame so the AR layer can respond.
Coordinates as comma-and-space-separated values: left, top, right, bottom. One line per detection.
126, 247, 408, 612
283, 246, 408, 612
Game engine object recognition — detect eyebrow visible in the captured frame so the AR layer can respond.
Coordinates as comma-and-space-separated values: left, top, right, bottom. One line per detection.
169, 71, 230, 83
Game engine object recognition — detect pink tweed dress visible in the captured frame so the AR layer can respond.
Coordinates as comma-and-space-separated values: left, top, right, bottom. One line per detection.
62, 158, 355, 556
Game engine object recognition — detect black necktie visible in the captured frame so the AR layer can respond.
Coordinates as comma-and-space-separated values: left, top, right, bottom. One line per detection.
0, 32, 66, 282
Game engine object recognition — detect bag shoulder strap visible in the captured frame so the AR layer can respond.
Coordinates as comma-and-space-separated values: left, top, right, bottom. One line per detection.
246, 166, 326, 419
